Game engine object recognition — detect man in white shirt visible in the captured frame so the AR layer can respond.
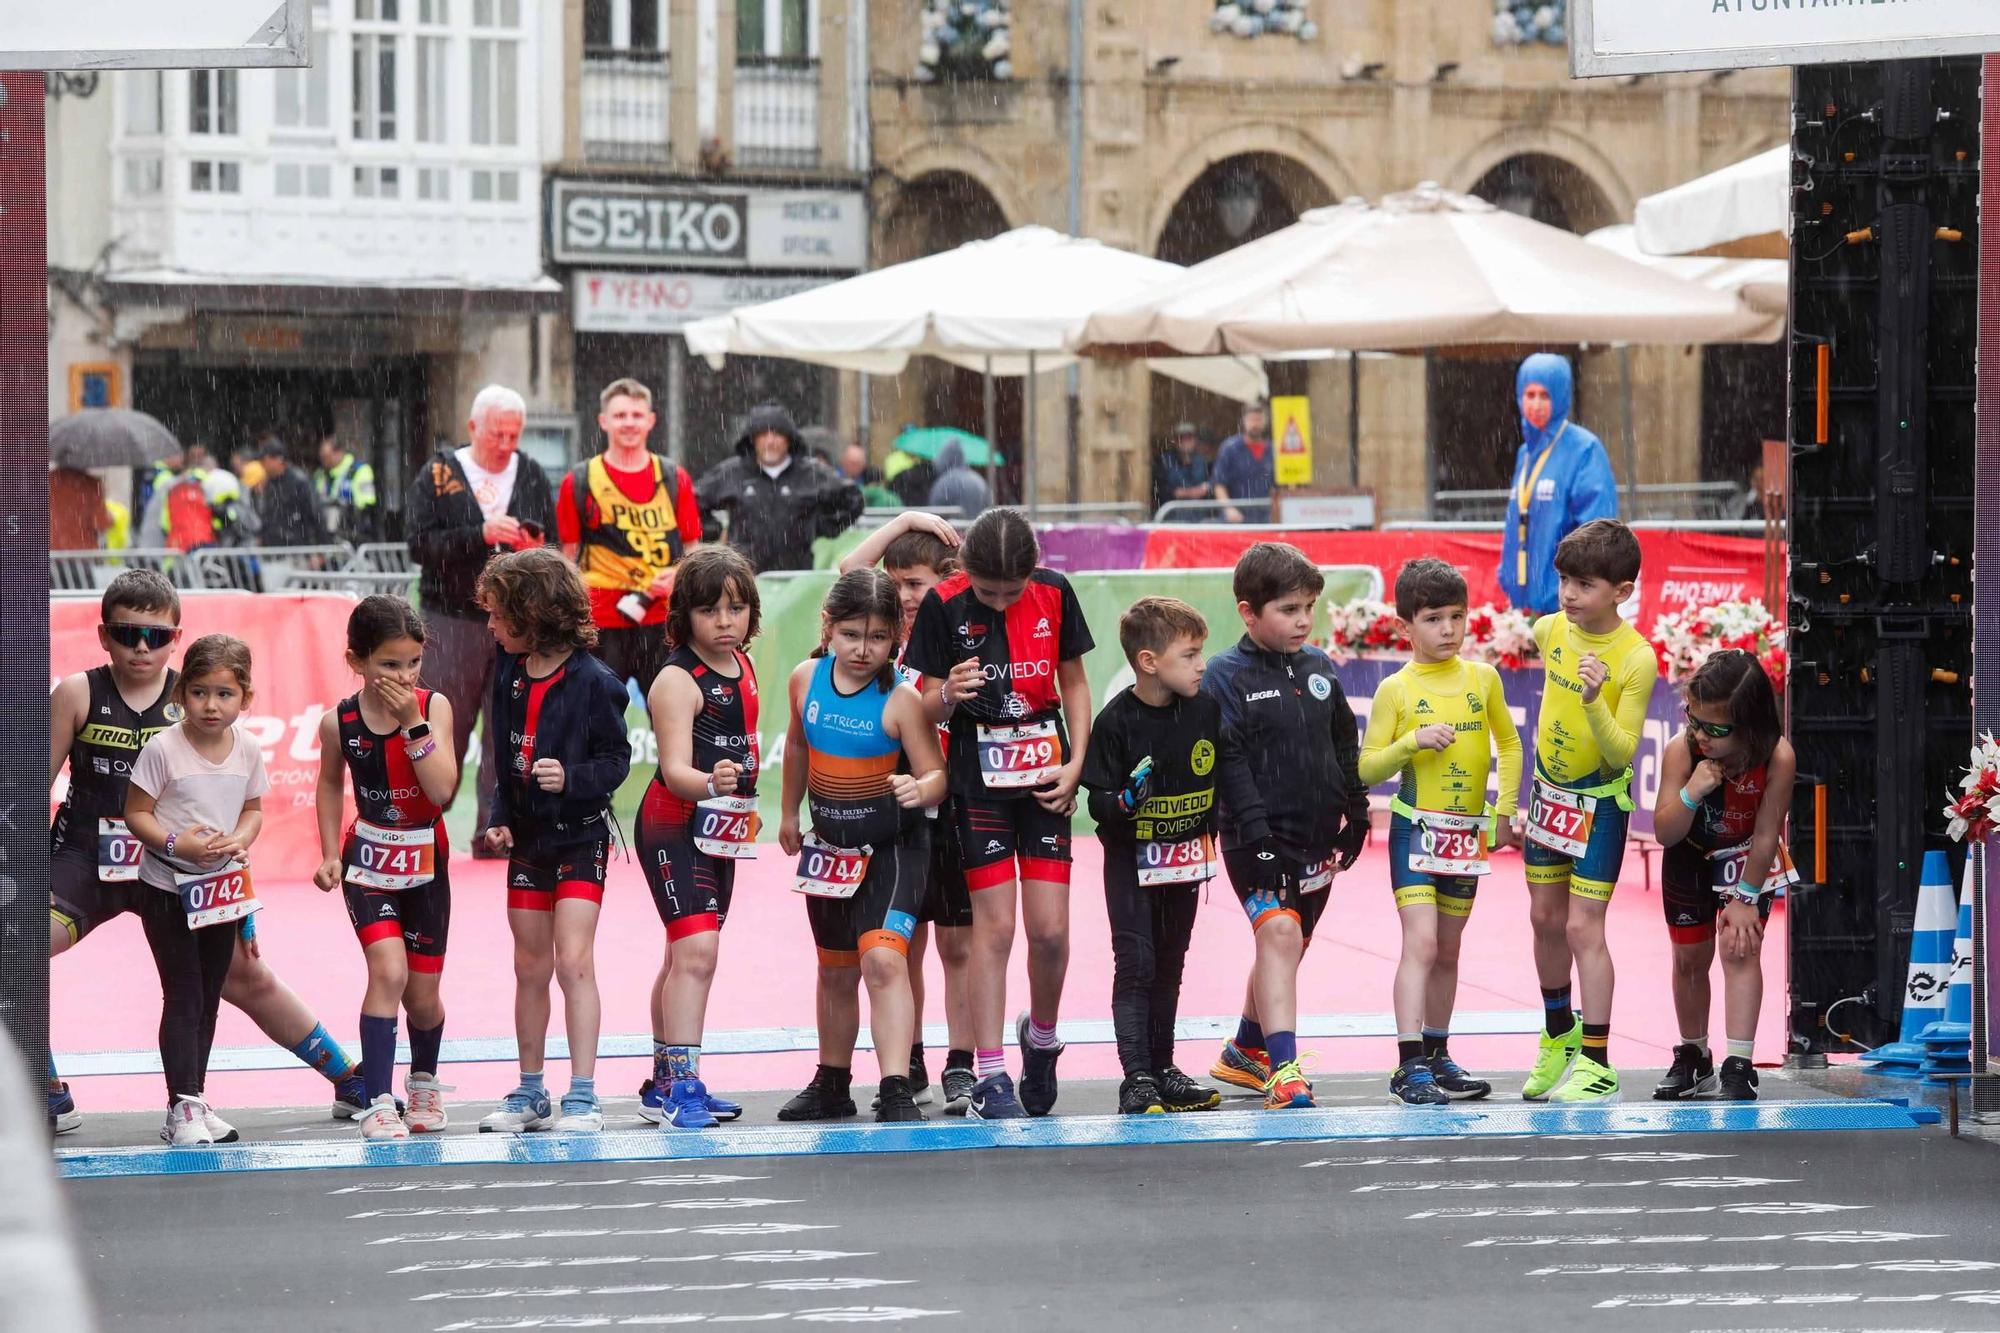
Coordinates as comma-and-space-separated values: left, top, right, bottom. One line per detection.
404, 384, 556, 841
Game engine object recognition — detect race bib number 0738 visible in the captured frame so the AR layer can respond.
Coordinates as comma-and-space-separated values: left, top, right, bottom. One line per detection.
1137, 833, 1216, 887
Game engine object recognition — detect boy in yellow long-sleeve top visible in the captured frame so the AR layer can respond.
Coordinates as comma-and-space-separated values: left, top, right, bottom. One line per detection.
1361, 559, 1522, 1107
1519, 519, 1656, 1103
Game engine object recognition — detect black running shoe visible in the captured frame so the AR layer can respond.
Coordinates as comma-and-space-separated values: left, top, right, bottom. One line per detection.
1717, 1055, 1759, 1101
1015, 1013, 1063, 1117
1389, 1058, 1450, 1107
908, 1052, 932, 1105
940, 1065, 976, 1116
1119, 1073, 1166, 1115
875, 1075, 925, 1123
1154, 1065, 1221, 1112
777, 1067, 856, 1122
1425, 1054, 1493, 1101
1653, 1042, 1718, 1100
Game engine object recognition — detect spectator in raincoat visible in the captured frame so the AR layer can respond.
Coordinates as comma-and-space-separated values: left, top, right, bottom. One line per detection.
694, 402, 864, 572
925, 437, 990, 521
1497, 352, 1618, 616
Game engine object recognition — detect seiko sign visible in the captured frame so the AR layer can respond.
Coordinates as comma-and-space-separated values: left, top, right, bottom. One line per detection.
551, 181, 865, 271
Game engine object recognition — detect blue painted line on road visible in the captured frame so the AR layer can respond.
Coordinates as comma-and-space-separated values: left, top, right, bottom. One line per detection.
55, 1009, 1541, 1078
56, 1098, 1939, 1181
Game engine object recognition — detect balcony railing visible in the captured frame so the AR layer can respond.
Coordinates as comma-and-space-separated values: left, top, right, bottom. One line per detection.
733, 55, 818, 170
582, 47, 671, 165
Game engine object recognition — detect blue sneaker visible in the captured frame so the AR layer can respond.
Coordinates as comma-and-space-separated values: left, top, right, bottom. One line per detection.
478, 1087, 555, 1133
640, 1076, 743, 1123
555, 1091, 603, 1134
331, 1065, 402, 1120
1014, 1013, 1063, 1117
48, 1082, 80, 1136
664, 1078, 719, 1130
1389, 1058, 1450, 1107
968, 1071, 1029, 1120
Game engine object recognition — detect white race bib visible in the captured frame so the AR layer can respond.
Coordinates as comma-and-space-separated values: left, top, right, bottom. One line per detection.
1709, 839, 1799, 897
98, 817, 144, 883
1409, 809, 1492, 878
1526, 777, 1597, 860
792, 832, 871, 899
346, 820, 437, 892
175, 861, 260, 930
693, 794, 762, 859
976, 720, 1063, 790
1137, 833, 1216, 887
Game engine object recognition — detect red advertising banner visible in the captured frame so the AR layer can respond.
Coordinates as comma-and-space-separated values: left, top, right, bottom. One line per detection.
1141, 527, 1772, 630
52, 592, 360, 880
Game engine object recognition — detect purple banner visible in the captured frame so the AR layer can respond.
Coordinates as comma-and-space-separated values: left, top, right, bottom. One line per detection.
1035, 524, 1150, 573
1331, 656, 1685, 841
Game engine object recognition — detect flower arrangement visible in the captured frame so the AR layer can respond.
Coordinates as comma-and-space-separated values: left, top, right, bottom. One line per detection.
916, 0, 1011, 83
1322, 600, 1535, 667
1210, 0, 1318, 41
1944, 735, 2000, 843
1492, 0, 1566, 46
1646, 599, 1786, 691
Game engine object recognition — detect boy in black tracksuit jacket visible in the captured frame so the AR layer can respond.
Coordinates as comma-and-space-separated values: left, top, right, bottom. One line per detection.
1081, 597, 1226, 1117
1198, 542, 1369, 1110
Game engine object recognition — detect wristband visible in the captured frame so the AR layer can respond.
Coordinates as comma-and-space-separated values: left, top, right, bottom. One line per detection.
1678, 787, 1702, 812
239, 914, 258, 944
164, 831, 178, 860
405, 738, 437, 761
706, 771, 718, 799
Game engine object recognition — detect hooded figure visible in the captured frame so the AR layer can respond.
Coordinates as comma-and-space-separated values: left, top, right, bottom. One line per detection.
925, 437, 990, 520
1497, 353, 1618, 615
693, 402, 864, 572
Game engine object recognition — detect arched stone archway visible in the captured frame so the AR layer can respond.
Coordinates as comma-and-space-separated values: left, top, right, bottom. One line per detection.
1143, 148, 1338, 513
869, 168, 1024, 501
1448, 129, 1635, 227
1145, 124, 1353, 252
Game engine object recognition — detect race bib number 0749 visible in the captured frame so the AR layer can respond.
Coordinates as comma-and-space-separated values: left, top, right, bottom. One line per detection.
977, 720, 1063, 790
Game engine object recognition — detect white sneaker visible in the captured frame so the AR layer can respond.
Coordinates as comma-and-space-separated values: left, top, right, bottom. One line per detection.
555, 1092, 603, 1134
161, 1096, 215, 1147
359, 1094, 409, 1141
405, 1074, 451, 1134
203, 1105, 240, 1144
478, 1087, 554, 1134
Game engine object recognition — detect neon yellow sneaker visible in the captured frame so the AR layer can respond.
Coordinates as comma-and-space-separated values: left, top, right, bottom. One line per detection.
1549, 1054, 1621, 1103
1263, 1059, 1316, 1110
1522, 1020, 1582, 1100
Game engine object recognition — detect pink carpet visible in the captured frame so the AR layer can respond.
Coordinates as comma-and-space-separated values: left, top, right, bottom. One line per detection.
53, 837, 1787, 1112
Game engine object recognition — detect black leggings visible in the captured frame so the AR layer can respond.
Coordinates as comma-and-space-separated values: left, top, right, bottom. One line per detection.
142, 890, 237, 1104
1103, 847, 1201, 1079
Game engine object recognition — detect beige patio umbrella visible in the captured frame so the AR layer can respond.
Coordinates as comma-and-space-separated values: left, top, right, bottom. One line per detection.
1076, 184, 1779, 357
1633, 146, 1789, 259
1585, 224, 1787, 327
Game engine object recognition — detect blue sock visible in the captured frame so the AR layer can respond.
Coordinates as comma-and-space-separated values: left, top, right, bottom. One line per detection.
1266, 1031, 1298, 1069
653, 1040, 673, 1081
568, 1075, 596, 1102
666, 1045, 700, 1084
1234, 1017, 1265, 1051
409, 1021, 444, 1078
520, 1070, 546, 1096
291, 1023, 358, 1083
358, 1016, 398, 1101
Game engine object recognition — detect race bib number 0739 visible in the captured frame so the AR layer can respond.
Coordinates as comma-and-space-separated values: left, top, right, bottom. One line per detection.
1410, 810, 1491, 878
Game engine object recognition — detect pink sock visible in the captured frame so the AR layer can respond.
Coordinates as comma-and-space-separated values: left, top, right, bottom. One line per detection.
975, 1048, 1006, 1079
1027, 1018, 1060, 1049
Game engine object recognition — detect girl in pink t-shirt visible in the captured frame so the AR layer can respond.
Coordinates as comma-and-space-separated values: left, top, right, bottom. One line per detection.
125, 634, 269, 1147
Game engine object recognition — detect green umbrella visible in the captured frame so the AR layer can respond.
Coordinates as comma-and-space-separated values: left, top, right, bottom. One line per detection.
891, 426, 1003, 467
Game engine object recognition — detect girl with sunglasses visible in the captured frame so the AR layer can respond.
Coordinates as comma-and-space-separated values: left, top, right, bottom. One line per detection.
1649, 649, 1796, 1103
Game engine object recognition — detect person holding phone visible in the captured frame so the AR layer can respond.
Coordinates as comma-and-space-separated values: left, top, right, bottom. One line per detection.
404, 384, 556, 845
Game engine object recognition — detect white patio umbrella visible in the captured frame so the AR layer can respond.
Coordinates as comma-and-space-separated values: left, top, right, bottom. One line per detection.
1585, 224, 1787, 328
1633, 146, 1789, 259
685, 226, 1269, 511
1076, 184, 1779, 358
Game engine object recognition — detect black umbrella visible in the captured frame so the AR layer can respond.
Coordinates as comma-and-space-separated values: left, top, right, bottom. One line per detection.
49, 409, 181, 470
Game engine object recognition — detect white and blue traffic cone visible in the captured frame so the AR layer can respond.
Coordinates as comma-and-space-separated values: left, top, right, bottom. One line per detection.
1919, 856, 1976, 1083
1861, 849, 1956, 1073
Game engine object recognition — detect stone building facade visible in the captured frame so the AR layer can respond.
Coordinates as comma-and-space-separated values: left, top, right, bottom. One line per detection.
867, 0, 1789, 518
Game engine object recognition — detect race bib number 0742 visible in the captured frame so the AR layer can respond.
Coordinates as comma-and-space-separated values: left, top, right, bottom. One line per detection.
175, 862, 261, 930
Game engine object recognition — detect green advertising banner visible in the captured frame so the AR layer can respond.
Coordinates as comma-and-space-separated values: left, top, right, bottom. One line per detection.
451, 565, 1382, 847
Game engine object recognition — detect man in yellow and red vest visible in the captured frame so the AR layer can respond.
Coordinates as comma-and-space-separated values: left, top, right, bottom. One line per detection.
558, 376, 703, 693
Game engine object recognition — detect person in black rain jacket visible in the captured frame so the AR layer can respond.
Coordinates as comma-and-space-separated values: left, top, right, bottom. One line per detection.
694, 403, 864, 573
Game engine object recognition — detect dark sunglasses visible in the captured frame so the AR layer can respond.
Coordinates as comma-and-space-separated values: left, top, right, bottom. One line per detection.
1684, 705, 1734, 739
103, 623, 180, 650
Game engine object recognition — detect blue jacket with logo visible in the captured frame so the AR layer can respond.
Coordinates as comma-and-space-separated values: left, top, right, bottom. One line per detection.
1200, 635, 1367, 860
1497, 353, 1618, 615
